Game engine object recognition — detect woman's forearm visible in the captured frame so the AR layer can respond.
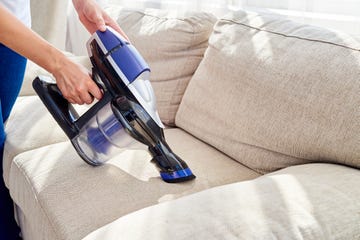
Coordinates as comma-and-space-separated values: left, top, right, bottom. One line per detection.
0, 3, 104, 104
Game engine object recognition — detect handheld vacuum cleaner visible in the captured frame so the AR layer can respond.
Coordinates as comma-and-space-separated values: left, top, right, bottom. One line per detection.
32, 27, 195, 183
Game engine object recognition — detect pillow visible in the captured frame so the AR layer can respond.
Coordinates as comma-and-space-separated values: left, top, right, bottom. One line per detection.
82, 164, 360, 240
176, 10, 360, 173
105, 7, 217, 125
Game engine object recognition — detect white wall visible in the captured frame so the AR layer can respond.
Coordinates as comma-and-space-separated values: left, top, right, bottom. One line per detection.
30, 0, 70, 50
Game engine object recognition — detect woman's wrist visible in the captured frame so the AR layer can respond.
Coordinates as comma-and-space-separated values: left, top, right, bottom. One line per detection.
43, 46, 68, 77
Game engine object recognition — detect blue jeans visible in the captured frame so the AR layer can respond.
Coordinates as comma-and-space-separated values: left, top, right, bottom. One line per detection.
0, 43, 27, 239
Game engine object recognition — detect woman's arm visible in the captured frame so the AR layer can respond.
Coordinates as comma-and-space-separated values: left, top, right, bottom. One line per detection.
0, 4, 102, 104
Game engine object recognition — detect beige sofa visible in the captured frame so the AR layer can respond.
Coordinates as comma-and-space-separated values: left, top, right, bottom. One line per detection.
3, 6, 360, 240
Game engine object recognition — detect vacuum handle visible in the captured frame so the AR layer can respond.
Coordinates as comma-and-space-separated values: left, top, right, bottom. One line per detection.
32, 76, 80, 139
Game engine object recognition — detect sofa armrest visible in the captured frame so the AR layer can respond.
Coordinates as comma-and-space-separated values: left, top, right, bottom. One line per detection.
82, 163, 360, 240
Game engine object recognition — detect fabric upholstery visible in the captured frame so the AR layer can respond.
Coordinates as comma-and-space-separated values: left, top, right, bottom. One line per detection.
176, 10, 360, 173
5, 6, 360, 240
105, 6, 217, 125
82, 163, 360, 240
8, 128, 259, 240
11, 187, 57, 240
3, 96, 67, 187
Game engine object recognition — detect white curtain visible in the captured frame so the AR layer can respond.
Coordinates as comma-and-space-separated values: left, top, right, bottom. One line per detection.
107, 0, 360, 37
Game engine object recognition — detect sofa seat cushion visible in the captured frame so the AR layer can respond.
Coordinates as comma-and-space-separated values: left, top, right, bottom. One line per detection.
82, 163, 360, 240
3, 96, 68, 187
7, 128, 259, 240
176, 10, 360, 173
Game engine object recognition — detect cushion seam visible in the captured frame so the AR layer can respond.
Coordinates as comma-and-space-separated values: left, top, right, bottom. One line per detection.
221, 19, 360, 52
170, 20, 198, 124
127, 8, 211, 23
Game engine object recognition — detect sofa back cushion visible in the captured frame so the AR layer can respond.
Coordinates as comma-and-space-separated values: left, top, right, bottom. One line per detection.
176, 10, 360, 173
106, 7, 216, 125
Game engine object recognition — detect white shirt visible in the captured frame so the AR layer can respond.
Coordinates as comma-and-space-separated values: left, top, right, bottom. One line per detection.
0, 0, 31, 27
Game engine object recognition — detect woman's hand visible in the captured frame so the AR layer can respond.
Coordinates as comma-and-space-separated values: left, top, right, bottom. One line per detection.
50, 0, 129, 105
50, 52, 103, 105
72, 0, 128, 38
55, 0, 130, 105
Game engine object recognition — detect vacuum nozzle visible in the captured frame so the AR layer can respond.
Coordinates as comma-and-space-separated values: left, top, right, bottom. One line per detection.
149, 142, 196, 183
